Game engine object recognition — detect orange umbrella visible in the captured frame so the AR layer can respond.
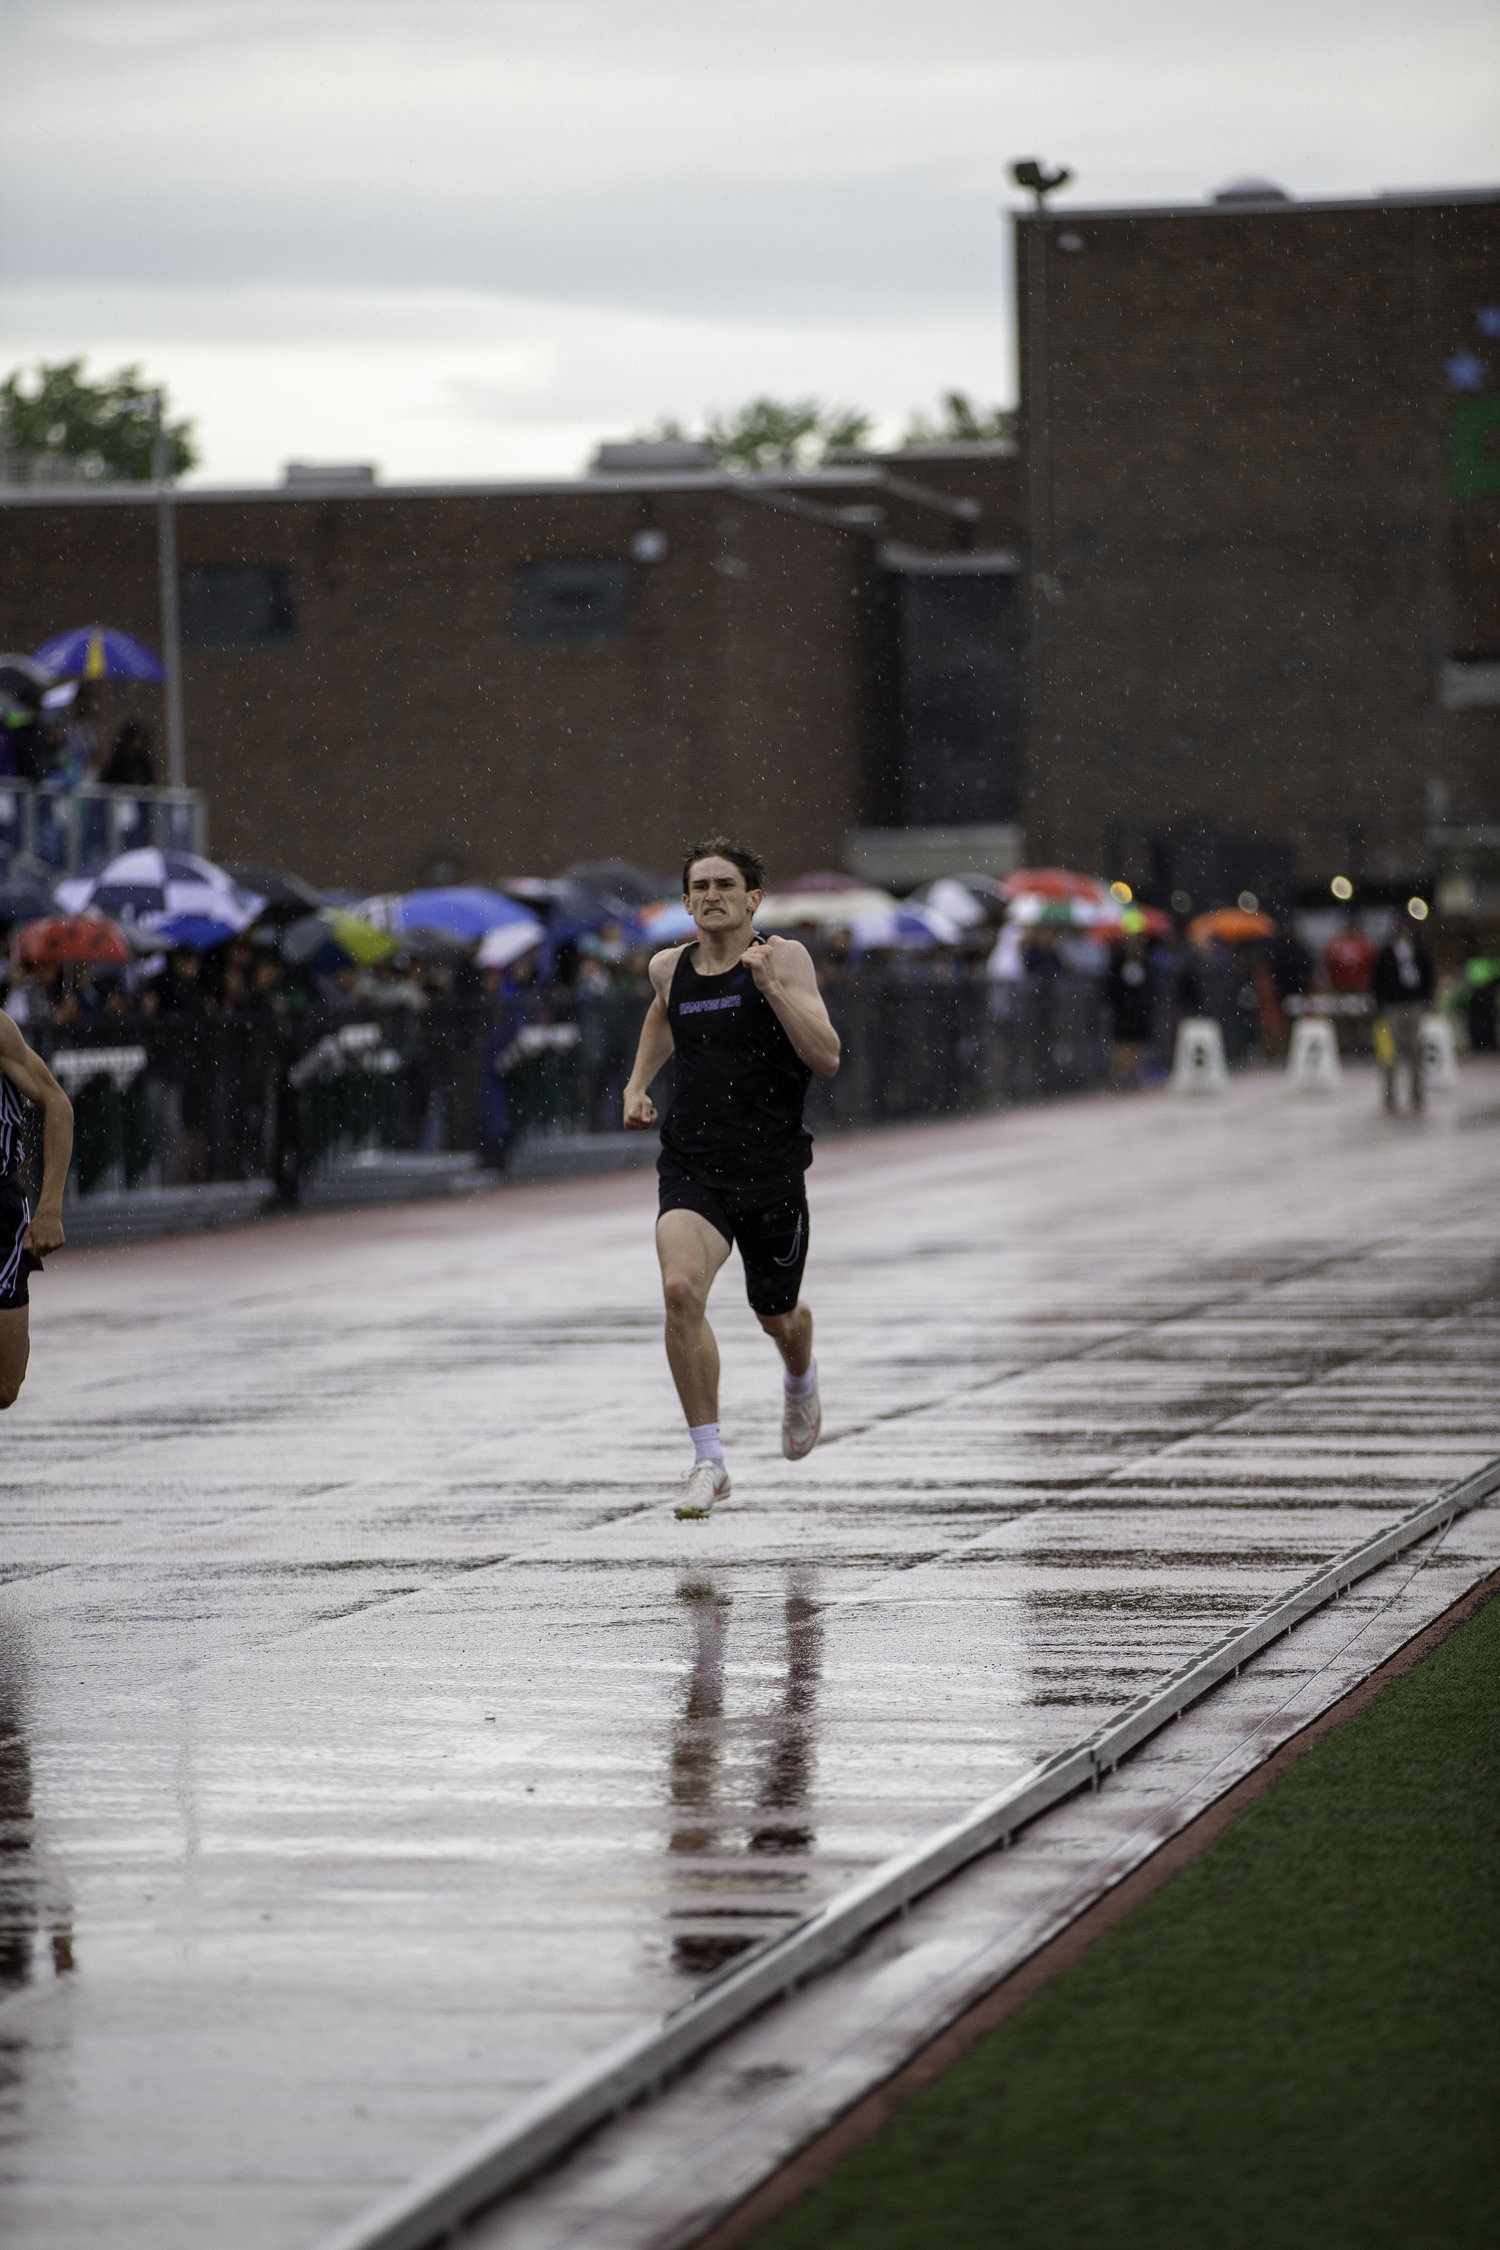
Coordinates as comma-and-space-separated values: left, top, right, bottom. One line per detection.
18, 913, 134, 967
1187, 908, 1276, 945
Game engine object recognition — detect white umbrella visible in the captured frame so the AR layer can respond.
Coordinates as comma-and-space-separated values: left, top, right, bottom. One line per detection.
54, 848, 264, 936
756, 886, 898, 928
476, 918, 544, 969
638, 901, 697, 944
911, 877, 993, 930
851, 903, 964, 949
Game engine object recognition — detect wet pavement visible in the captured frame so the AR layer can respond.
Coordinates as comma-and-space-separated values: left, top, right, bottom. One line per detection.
2, 1065, 1498, 2249
473, 1501, 1500, 2250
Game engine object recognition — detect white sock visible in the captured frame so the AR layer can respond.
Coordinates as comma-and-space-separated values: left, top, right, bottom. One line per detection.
689, 1422, 724, 1464
783, 1359, 817, 1400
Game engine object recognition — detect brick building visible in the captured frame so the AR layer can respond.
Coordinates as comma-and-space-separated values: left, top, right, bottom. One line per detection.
0, 449, 1021, 891
7, 183, 1493, 907
1015, 182, 1500, 909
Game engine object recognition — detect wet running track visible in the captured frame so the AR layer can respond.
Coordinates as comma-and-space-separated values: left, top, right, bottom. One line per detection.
2, 1067, 1498, 2249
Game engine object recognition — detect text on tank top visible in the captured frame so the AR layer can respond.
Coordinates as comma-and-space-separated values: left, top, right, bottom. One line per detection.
661, 941, 812, 1188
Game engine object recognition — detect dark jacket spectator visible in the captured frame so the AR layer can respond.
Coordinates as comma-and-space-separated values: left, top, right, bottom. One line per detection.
99, 720, 156, 787
1107, 936, 1154, 1043
1456, 952, 1500, 1053
1021, 927, 1064, 977
1180, 932, 1255, 1060
2, 710, 47, 782
1373, 927, 1434, 1009
1268, 931, 1313, 1001
151, 948, 212, 1018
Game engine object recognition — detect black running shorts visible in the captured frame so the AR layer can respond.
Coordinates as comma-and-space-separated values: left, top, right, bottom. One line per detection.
0, 1175, 36, 1312
657, 1158, 810, 1317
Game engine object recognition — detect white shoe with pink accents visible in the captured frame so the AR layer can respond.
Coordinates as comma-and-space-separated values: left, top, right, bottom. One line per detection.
781, 1376, 822, 1461
675, 1459, 731, 1519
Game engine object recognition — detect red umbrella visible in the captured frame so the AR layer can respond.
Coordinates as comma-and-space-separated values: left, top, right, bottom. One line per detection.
18, 913, 134, 967
1002, 867, 1115, 907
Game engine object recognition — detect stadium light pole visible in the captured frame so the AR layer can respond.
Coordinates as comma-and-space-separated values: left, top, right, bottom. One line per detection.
1010, 158, 1071, 210
1007, 160, 1071, 865
151, 392, 187, 790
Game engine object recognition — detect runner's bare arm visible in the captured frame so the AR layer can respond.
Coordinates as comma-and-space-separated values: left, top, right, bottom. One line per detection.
744, 937, 841, 1078
623, 952, 680, 1129
0, 1014, 73, 1255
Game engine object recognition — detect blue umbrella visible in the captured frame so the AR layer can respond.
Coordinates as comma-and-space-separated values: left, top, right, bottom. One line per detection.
542, 878, 636, 948
147, 910, 249, 952
34, 626, 165, 683
375, 887, 540, 943
530, 877, 642, 981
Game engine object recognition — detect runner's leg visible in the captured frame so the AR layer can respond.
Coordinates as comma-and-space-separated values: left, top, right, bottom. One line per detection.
0, 1305, 31, 1408
738, 1194, 821, 1457
656, 1209, 732, 1428
756, 1302, 812, 1378
740, 1196, 813, 1377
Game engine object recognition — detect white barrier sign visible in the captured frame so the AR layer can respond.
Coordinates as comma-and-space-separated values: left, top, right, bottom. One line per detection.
1170, 1016, 1229, 1095
1288, 1017, 1342, 1093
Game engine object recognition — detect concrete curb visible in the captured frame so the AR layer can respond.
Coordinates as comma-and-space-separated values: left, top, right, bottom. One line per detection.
317, 1457, 1500, 2250
686, 1555, 1500, 2250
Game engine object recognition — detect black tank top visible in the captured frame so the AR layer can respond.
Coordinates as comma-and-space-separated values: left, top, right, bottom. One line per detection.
660, 941, 812, 1193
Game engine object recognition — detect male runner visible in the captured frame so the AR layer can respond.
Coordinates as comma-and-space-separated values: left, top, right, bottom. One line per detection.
0, 1012, 72, 1408
624, 838, 840, 1518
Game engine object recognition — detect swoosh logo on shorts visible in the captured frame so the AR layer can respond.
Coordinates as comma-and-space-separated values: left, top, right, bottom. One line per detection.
773, 1212, 804, 1267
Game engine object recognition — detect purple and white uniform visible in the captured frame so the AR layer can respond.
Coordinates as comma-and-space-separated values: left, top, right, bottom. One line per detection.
0, 1070, 36, 1309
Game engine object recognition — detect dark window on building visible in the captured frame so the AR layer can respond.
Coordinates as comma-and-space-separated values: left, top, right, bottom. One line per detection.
512, 560, 631, 645
893, 571, 1023, 826
1150, 826, 1295, 918
181, 566, 296, 650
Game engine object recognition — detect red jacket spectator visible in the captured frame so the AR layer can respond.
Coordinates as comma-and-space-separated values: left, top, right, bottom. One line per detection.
1324, 923, 1377, 993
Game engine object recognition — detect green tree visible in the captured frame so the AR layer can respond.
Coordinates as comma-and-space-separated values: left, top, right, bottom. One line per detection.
636, 396, 873, 472
0, 359, 197, 481
901, 389, 1014, 445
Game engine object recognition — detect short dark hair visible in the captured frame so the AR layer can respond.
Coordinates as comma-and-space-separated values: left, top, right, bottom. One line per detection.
681, 835, 766, 895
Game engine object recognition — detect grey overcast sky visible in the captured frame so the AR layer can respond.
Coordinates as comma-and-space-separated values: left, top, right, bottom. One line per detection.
4, 0, 1496, 483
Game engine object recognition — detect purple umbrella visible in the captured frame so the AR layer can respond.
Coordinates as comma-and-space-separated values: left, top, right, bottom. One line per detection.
34, 626, 165, 682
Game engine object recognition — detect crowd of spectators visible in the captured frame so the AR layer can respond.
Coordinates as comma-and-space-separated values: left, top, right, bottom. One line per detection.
1082, 909, 1492, 1086
0, 856, 1493, 1197
0, 680, 159, 789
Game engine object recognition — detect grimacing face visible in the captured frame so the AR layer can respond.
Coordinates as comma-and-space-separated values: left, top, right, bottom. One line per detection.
684, 856, 762, 930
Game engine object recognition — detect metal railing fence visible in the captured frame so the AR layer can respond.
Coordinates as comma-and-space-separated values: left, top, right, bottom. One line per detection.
0, 782, 206, 871
19, 969, 1111, 1204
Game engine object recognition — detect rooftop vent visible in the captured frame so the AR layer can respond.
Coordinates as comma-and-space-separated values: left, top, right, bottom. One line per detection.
282, 462, 377, 486
591, 440, 717, 475
1211, 177, 1292, 204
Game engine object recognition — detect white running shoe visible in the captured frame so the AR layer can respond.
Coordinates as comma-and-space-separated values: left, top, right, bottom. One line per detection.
781, 1377, 822, 1461
675, 1458, 731, 1519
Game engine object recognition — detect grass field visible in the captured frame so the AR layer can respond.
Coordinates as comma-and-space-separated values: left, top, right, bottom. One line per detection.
754, 1589, 1500, 2250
